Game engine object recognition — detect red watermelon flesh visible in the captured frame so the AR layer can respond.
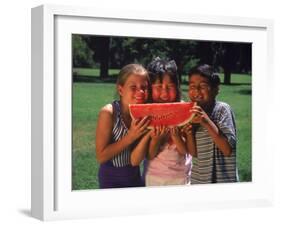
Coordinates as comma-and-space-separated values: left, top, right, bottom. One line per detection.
129, 102, 196, 128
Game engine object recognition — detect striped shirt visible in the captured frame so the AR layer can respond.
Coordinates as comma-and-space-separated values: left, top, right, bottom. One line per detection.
191, 101, 238, 184
110, 100, 133, 167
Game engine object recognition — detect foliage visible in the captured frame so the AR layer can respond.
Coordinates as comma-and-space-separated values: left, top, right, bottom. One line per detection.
72, 34, 252, 83
72, 34, 94, 67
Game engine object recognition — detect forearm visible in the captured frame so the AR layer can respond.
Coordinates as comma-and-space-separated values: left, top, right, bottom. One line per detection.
96, 133, 135, 163
130, 133, 151, 166
173, 137, 188, 155
186, 134, 197, 157
148, 139, 161, 160
201, 119, 232, 156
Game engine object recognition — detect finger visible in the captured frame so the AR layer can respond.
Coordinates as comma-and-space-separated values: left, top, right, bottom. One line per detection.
152, 127, 158, 136
139, 120, 151, 132
190, 109, 202, 114
192, 105, 202, 111
162, 126, 169, 135
154, 126, 159, 136
132, 117, 141, 126
136, 116, 150, 127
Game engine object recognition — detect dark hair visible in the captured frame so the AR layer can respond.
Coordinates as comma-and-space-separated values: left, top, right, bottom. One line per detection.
147, 57, 181, 101
188, 64, 220, 88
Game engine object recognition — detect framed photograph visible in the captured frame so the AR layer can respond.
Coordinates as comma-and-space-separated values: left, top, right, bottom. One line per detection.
31, 4, 274, 221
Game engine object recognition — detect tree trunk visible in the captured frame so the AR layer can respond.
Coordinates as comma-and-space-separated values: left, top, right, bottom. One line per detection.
177, 62, 184, 84
224, 67, 231, 84
99, 38, 110, 79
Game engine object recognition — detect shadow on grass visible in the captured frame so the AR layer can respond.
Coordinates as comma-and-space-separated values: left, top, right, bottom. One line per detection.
73, 75, 117, 84
237, 89, 252, 95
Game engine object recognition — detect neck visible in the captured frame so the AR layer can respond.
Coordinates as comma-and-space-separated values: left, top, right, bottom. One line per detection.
202, 100, 216, 114
120, 101, 131, 125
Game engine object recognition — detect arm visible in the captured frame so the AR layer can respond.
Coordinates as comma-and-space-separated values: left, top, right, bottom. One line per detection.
130, 132, 151, 166
170, 127, 188, 155
147, 126, 168, 160
182, 124, 197, 157
191, 105, 232, 157
95, 105, 150, 164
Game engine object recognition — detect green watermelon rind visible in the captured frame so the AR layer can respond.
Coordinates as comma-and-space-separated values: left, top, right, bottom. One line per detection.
129, 102, 196, 129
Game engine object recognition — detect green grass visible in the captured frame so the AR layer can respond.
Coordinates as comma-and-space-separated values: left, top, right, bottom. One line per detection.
72, 73, 252, 189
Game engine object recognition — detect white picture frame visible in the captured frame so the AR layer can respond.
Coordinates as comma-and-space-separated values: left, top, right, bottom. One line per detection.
31, 4, 274, 221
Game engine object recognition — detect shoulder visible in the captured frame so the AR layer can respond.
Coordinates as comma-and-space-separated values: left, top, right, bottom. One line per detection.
101, 103, 113, 113
215, 101, 234, 113
97, 104, 114, 129
216, 101, 231, 108
213, 101, 236, 124
98, 103, 113, 119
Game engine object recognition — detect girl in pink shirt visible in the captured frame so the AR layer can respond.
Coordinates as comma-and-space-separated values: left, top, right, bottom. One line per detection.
132, 58, 194, 186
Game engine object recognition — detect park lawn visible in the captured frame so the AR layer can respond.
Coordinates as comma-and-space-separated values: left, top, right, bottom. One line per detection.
73, 73, 252, 190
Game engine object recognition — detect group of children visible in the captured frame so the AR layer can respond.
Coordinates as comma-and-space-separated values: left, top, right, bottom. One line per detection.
95, 58, 238, 189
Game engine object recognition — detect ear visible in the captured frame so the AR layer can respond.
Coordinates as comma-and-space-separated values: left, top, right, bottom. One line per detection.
117, 85, 123, 97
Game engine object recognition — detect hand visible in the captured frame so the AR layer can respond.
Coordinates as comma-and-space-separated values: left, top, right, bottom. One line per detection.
127, 116, 151, 141
181, 123, 193, 137
190, 105, 210, 125
169, 127, 181, 142
149, 126, 169, 142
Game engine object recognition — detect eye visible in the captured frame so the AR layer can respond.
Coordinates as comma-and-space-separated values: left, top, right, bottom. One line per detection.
199, 84, 210, 90
167, 85, 176, 90
141, 85, 148, 91
130, 86, 137, 91
152, 85, 162, 91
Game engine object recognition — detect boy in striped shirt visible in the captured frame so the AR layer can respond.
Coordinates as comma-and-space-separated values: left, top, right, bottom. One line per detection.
183, 64, 238, 184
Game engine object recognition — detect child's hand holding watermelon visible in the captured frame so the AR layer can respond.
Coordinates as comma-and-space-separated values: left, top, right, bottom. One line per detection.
190, 105, 210, 125
127, 116, 151, 141
147, 126, 169, 159
150, 126, 169, 141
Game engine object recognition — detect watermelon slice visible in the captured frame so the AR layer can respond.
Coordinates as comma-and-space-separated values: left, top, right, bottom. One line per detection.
129, 102, 196, 128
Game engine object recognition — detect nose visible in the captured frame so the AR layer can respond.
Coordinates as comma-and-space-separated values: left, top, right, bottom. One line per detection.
160, 88, 169, 99
190, 87, 202, 94
137, 88, 145, 94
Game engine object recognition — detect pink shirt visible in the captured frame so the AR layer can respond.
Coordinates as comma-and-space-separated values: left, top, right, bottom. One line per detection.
146, 142, 192, 180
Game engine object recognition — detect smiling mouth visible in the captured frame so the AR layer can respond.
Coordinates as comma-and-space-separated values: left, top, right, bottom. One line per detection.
193, 97, 203, 102
135, 97, 145, 103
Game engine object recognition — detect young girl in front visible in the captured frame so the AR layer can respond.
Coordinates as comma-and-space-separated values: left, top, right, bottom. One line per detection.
144, 58, 194, 186
95, 64, 151, 189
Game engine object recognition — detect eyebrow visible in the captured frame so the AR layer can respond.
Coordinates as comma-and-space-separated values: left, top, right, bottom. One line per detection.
189, 81, 209, 85
152, 83, 175, 86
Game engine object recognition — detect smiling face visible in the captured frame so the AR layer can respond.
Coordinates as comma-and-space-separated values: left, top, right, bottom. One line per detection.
188, 74, 218, 108
151, 74, 177, 103
118, 73, 149, 105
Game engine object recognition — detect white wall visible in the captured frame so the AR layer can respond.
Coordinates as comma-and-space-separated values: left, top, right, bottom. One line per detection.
0, 0, 280, 225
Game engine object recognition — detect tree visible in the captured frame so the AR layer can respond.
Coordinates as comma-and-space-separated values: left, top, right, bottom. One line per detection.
72, 34, 94, 68
196, 41, 252, 84
165, 40, 198, 82
82, 35, 110, 78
